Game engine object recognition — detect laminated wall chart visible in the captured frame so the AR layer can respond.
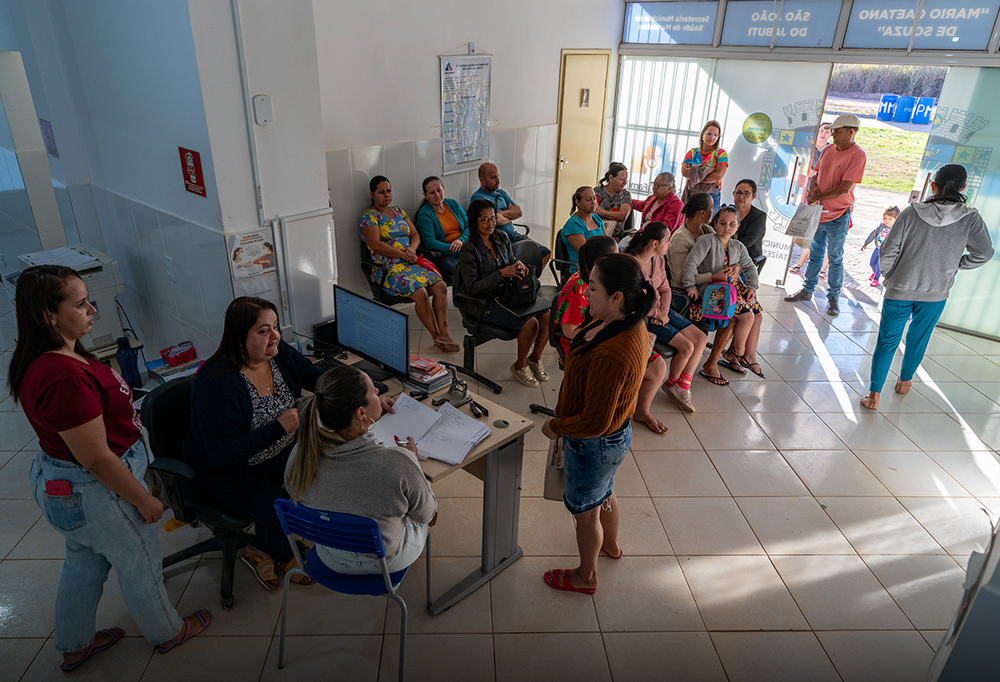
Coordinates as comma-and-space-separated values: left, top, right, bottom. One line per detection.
440, 55, 491, 175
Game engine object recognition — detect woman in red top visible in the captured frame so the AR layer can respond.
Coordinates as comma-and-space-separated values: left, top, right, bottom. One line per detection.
8, 266, 211, 672
631, 172, 684, 233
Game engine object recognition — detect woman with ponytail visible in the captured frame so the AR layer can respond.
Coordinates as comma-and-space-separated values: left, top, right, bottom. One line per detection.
861, 164, 993, 410
541, 253, 656, 594
285, 366, 436, 574
560, 185, 606, 271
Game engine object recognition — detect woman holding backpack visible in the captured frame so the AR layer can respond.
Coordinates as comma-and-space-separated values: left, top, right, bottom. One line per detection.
683, 206, 761, 386
456, 199, 550, 387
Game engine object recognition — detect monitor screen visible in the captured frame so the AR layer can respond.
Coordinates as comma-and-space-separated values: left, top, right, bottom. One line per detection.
333, 285, 409, 379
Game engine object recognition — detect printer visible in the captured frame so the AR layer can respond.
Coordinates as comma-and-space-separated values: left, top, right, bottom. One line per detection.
18, 245, 125, 350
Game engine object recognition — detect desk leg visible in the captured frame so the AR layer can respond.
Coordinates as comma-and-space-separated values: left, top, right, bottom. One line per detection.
427, 435, 524, 615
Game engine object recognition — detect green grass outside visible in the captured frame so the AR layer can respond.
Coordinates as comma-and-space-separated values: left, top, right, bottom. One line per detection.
855, 127, 928, 193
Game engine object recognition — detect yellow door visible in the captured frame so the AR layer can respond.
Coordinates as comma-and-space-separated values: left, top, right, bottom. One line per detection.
552, 51, 610, 246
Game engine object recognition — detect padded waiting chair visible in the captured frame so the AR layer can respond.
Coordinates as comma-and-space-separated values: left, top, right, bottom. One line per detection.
450, 265, 526, 394
142, 376, 255, 610
511, 238, 560, 303
274, 500, 429, 682
548, 229, 577, 290
359, 240, 416, 307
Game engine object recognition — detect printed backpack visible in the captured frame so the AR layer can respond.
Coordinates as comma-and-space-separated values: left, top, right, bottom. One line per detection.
700, 282, 737, 320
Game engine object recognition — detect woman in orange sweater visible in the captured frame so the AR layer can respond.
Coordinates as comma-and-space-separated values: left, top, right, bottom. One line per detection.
541, 253, 656, 594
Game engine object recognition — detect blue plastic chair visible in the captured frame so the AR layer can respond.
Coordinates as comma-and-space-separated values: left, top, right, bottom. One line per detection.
273, 499, 430, 681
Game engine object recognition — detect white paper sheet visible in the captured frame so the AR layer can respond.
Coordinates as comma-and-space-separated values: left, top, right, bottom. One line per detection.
369, 393, 438, 445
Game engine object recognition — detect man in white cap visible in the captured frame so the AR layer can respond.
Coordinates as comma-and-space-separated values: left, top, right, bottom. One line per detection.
785, 113, 867, 316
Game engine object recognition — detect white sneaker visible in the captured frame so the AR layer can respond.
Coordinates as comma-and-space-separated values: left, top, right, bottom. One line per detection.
527, 358, 550, 382
667, 384, 695, 412
510, 363, 539, 387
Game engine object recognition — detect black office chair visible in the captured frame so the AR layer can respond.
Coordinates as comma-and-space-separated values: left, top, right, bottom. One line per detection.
359, 240, 416, 307
548, 229, 577, 290
142, 376, 255, 610
451, 266, 553, 394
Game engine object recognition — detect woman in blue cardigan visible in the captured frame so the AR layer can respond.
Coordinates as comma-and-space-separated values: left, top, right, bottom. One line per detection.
414, 176, 469, 276
184, 297, 355, 591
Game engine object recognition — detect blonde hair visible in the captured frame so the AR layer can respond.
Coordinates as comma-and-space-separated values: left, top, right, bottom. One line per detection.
285, 366, 368, 501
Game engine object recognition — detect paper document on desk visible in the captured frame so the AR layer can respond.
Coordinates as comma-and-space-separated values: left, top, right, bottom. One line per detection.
370, 393, 437, 444
370, 394, 491, 466
416, 402, 491, 465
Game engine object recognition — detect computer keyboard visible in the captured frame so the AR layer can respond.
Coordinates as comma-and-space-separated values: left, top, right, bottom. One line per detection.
313, 355, 389, 395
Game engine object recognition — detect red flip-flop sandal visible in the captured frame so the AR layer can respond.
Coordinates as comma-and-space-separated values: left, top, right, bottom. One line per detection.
543, 568, 596, 594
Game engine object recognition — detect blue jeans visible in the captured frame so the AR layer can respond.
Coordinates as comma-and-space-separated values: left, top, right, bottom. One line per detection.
316, 516, 428, 575
803, 210, 851, 300
869, 298, 947, 392
31, 442, 183, 652
709, 189, 721, 215
563, 423, 631, 515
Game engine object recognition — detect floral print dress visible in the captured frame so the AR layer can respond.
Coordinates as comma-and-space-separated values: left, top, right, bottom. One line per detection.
360, 206, 442, 296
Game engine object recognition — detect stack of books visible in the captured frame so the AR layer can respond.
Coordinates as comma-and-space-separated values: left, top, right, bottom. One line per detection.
408, 355, 451, 393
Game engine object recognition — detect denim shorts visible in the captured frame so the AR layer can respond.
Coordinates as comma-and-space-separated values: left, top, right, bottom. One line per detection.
647, 309, 693, 344
562, 422, 631, 515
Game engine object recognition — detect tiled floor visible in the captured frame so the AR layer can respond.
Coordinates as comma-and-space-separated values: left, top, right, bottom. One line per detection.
3, 286, 1000, 681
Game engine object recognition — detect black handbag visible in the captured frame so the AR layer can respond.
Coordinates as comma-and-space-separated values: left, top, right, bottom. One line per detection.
497, 264, 540, 308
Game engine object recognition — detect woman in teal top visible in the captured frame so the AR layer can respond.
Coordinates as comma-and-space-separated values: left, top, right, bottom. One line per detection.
414, 176, 469, 276
561, 186, 605, 272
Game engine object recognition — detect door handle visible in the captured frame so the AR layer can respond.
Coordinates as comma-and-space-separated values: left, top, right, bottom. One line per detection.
559, 155, 568, 170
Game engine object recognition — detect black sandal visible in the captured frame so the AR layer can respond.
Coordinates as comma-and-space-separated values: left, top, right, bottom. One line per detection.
699, 369, 730, 386
718, 350, 747, 374
735, 354, 766, 378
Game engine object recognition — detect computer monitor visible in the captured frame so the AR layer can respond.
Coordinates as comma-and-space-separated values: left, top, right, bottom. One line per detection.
333, 285, 409, 381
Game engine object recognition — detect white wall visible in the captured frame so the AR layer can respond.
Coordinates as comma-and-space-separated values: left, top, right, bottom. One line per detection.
313, 0, 624, 149
189, 0, 334, 334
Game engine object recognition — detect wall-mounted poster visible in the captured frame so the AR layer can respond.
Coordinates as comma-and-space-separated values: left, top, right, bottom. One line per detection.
440, 55, 491, 175
229, 230, 276, 280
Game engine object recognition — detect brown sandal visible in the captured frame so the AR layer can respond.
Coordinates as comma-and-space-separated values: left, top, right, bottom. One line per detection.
241, 552, 279, 591
860, 394, 879, 411
895, 379, 912, 394
278, 557, 315, 586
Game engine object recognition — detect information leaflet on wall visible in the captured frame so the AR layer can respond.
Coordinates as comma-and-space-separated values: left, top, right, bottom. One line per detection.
844, 0, 1000, 49
623, 2, 719, 44
721, 0, 841, 47
440, 55, 490, 175
228, 229, 281, 319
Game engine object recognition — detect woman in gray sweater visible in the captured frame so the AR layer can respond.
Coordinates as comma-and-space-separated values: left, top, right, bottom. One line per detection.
284, 366, 436, 573
682, 206, 763, 385
861, 164, 994, 410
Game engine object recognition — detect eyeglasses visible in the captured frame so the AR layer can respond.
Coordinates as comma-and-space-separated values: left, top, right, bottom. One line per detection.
733, 190, 753, 197
652, 182, 670, 188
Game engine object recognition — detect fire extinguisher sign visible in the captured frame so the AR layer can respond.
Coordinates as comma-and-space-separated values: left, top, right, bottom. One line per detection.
178, 147, 207, 197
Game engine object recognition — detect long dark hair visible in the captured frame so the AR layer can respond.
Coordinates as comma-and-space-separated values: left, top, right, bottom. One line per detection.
570, 185, 591, 216
578, 236, 618, 285
599, 162, 627, 187
624, 221, 669, 256
369, 175, 390, 206
926, 164, 967, 205
417, 175, 442, 213
569, 253, 655, 357
203, 296, 279, 376
286, 365, 369, 501
8, 266, 93, 403
682, 193, 713, 219
465, 199, 497, 252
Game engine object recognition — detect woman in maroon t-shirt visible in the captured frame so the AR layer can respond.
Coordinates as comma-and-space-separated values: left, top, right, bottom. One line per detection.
8, 266, 211, 672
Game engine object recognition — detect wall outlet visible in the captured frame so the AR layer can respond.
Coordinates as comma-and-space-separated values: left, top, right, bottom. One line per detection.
164, 256, 176, 282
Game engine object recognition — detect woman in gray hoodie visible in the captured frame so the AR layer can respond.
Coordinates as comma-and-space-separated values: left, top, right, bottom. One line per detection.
284, 366, 437, 573
861, 164, 994, 410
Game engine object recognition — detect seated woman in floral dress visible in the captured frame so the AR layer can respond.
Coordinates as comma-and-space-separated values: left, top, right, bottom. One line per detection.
360, 175, 458, 353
